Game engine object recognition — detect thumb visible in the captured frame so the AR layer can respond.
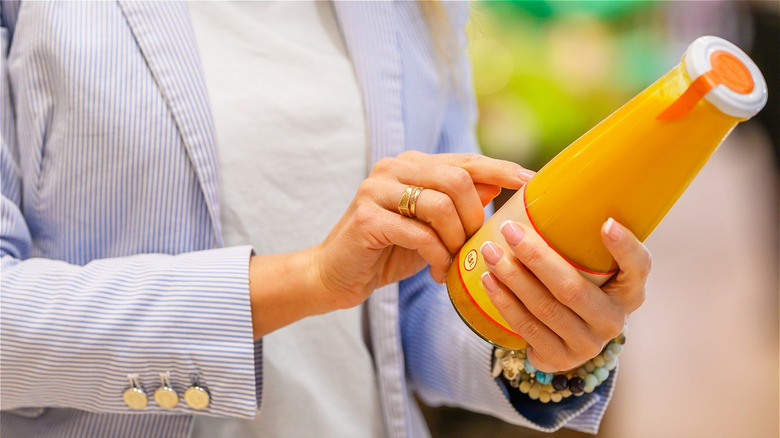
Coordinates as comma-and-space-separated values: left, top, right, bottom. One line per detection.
600, 217, 651, 311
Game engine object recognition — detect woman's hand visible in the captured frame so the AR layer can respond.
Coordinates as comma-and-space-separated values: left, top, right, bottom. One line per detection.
480, 218, 651, 372
248, 151, 535, 338
315, 151, 533, 310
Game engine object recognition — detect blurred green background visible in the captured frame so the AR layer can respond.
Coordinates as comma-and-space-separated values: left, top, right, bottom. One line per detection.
469, 0, 668, 171
466, 0, 778, 171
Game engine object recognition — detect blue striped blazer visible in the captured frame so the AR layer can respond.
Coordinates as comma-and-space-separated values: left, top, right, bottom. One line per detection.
0, 2, 614, 437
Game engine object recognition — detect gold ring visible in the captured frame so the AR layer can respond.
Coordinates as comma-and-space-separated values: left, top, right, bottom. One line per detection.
398, 185, 423, 218
409, 186, 423, 218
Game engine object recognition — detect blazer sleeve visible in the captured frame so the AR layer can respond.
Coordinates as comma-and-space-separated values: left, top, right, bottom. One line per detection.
0, 21, 261, 420
399, 4, 616, 434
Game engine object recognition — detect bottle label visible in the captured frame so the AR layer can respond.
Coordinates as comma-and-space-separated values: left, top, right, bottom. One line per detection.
454, 213, 520, 337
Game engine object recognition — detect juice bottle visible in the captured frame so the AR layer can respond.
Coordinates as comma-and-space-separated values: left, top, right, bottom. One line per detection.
447, 36, 768, 350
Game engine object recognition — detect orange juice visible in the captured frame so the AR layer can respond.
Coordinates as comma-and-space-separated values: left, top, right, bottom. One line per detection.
524, 65, 739, 274
447, 36, 767, 349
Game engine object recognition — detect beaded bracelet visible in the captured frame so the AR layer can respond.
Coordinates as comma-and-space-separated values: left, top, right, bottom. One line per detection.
492, 327, 627, 403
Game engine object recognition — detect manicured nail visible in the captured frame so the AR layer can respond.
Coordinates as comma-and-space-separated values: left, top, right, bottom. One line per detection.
517, 168, 537, 181
501, 220, 525, 246
481, 271, 499, 293
480, 241, 503, 265
603, 217, 623, 240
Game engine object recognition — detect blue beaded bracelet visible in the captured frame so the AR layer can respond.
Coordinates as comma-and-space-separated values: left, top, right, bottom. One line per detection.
492, 327, 627, 403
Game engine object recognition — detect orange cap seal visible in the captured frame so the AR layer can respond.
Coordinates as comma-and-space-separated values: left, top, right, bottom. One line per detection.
658, 50, 754, 121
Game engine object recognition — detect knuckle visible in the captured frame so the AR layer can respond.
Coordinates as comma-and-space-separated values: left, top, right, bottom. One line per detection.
535, 299, 563, 325
578, 337, 604, 363
457, 153, 482, 167
444, 167, 473, 192
494, 260, 524, 286
556, 278, 587, 306
352, 203, 376, 228
398, 150, 422, 161
356, 179, 378, 199
372, 157, 395, 175
517, 318, 542, 341
638, 252, 653, 278
422, 245, 450, 268
429, 194, 456, 217
601, 315, 625, 341
419, 234, 450, 267
492, 293, 514, 314
629, 287, 648, 312
520, 244, 544, 268
614, 280, 648, 315
437, 249, 453, 267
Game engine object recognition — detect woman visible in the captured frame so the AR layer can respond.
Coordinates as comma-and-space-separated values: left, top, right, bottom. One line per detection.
0, 2, 650, 437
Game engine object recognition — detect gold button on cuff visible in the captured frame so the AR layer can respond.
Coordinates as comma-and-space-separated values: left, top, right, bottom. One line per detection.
184, 385, 210, 410
123, 387, 148, 410
154, 386, 179, 409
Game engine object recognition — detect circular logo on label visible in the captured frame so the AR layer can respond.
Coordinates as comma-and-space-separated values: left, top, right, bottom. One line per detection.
464, 249, 478, 271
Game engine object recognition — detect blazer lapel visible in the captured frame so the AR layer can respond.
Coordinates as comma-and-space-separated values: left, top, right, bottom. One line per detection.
332, 2, 406, 167
118, 1, 223, 245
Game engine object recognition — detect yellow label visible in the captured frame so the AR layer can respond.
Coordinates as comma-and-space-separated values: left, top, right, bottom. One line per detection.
455, 219, 517, 334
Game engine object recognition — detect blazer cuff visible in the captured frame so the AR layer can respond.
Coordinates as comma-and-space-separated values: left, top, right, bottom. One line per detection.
1, 246, 260, 418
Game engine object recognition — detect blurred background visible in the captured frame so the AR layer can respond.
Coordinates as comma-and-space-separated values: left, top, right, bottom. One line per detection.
420, 1, 779, 437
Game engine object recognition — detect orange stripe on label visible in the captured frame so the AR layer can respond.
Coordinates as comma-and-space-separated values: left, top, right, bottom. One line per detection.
455, 250, 524, 338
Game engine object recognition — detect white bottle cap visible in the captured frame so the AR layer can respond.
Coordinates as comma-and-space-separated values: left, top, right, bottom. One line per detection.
683, 36, 768, 120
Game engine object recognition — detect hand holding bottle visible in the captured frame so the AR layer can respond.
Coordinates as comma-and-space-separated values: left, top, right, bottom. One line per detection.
480, 218, 650, 372
446, 36, 767, 351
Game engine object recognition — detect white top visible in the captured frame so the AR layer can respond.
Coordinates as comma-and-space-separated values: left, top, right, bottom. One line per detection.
188, 2, 385, 437
683, 35, 767, 119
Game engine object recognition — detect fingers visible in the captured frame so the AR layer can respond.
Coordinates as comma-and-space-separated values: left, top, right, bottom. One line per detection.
361, 151, 537, 286
480, 241, 600, 371
480, 218, 651, 372
353, 203, 452, 282
370, 152, 533, 243
601, 218, 651, 312
371, 157, 484, 236
358, 178, 466, 254
397, 150, 535, 189
481, 270, 567, 371
497, 220, 623, 340
413, 189, 467, 254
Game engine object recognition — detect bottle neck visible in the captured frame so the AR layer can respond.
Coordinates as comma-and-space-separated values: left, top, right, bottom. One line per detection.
525, 64, 740, 273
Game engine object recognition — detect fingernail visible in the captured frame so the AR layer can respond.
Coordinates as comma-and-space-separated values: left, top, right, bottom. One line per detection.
603, 217, 623, 240
517, 168, 536, 181
500, 220, 525, 246
481, 271, 498, 293
480, 241, 503, 265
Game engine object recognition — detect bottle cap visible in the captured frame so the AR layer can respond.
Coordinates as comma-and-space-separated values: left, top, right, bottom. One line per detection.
683, 36, 768, 119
